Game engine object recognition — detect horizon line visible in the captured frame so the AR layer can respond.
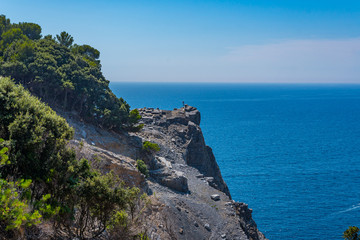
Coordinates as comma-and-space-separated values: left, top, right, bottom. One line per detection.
109, 81, 360, 85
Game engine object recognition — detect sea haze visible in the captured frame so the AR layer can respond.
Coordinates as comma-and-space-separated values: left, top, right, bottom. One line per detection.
110, 82, 360, 240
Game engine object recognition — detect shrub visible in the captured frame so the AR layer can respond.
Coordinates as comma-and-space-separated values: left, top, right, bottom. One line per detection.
136, 160, 149, 177
126, 109, 144, 132
0, 78, 74, 198
0, 79, 147, 239
142, 141, 160, 153
343, 226, 360, 240
0, 143, 42, 237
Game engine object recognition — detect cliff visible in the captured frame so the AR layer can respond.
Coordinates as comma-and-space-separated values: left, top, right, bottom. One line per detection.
63, 105, 267, 240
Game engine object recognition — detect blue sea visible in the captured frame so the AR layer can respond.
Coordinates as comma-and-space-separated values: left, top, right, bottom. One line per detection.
111, 82, 360, 240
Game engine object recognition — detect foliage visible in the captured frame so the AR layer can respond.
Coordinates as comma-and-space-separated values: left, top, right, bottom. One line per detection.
56, 31, 73, 48
126, 109, 144, 132
0, 15, 140, 132
0, 79, 147, 238
0, 78, 74, 189
0, 139, 9, 166
135, 232, 150, 240
344, 226, 360, 240
0, 141, 42, 237
142, 141, 160, 153
0, 179, 41, 234
136, 160, 149, 177
55, 170, 128, 239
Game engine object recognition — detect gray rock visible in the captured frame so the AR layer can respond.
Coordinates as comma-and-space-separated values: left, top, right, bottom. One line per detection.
150, 169, 189, 192
211, 194, 220, 201
221, 233, 227, 239
133, 106, 267, 240
205, 177, 214, 182
204, 223, 211, 231
161, 171, 188, 192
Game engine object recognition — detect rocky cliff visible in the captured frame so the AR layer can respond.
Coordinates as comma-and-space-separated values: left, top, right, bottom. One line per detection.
63, 105, 267, 240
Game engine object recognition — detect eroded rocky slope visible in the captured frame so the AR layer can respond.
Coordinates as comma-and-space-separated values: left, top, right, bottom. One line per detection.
63, 105, 267, 240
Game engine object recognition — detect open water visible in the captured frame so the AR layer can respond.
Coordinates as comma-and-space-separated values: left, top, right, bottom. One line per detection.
110, 82, 360, 240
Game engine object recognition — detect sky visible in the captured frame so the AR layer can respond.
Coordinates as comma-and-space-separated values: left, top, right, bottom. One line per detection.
2, 0, 360, 83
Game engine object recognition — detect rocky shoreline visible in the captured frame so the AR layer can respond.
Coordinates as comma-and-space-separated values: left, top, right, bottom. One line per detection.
64, 105, 267, 240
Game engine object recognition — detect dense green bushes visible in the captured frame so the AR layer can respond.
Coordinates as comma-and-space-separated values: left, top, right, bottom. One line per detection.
0, 15, 142, 132
142, 141, 160, 153
136, 160, 149, 177
0, 14, 147, 238
0, 142, 42, 238
0, 78, 147, 238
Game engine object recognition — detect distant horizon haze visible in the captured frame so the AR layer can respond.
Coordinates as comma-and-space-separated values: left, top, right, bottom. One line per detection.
2, 0, 360, 83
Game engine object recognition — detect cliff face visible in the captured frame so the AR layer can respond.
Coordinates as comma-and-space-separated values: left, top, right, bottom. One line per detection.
63, 106, 266, 240
137, 105, 230, 197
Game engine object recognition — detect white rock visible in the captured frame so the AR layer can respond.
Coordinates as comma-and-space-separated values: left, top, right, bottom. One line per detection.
211, 194, 220, 201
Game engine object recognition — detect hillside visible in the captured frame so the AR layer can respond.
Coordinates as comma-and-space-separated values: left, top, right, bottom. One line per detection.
0, 15, 266, 239
0, 15, 141, 132
64, 104, 267, 240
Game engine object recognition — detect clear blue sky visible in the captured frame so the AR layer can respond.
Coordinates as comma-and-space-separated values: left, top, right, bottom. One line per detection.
3, 0, 360, 83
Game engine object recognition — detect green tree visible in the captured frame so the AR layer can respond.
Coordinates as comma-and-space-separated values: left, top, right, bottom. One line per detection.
56, 31, 74, 48
142, 141, 160, 153
0, 78, 74, 197
344, 226, 360, 240
0, 16, 141, 132
0, 178, 42, 238
0, 28, 28, 54
0, 141, 42, 237
0, 15, 11, 39
0, 78, 147, 239
15, 22, 42, 40
71, 44, 100, 66
136, 160, 149, 177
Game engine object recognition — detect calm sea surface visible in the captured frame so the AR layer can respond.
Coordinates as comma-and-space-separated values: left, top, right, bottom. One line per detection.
110, 82, 360, 240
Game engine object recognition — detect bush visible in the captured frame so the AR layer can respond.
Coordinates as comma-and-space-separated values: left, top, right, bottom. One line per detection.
343, 226, 360, 240
0, 78, 74, 196
0, 79, 147, 239
0, 179, 41, 232
136, 160, 149, 177
125, 109, 144, 132
142, 141, 160, 153
0, 142, 43, 237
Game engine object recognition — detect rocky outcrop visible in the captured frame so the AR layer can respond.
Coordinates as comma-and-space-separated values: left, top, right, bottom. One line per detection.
138, 105, 231, 197
235, 202, 267, 240
63, 105, 266, 240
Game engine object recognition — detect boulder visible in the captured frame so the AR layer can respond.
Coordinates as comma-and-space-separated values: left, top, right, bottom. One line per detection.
161, 170, 188, 192
211, 194, 220, 201
204, 223, 211, 231
151, 169, 189, 192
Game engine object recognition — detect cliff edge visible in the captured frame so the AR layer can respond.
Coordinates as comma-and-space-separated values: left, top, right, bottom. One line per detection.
63, 105, 266, 240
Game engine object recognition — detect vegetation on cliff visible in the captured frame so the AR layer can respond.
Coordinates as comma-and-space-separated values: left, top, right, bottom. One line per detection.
0, 78, 147, 239
343, 226, 360, 240
0, 15, 141, 132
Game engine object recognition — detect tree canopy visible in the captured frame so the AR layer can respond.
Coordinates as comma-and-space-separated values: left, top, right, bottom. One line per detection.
0, 15, 141, 132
